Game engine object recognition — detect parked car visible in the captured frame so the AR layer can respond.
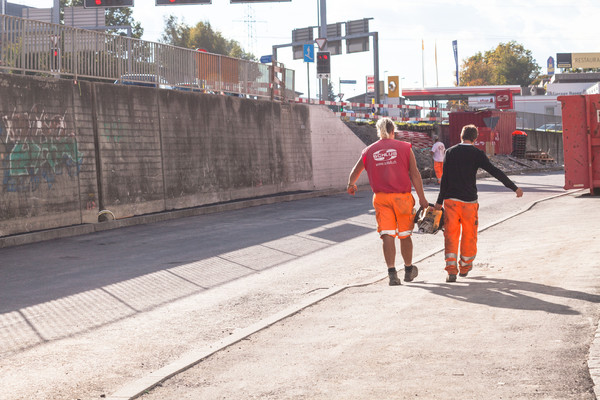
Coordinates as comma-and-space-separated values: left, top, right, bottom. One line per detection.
535, 123, 562, 132
172, 79, 206, 93
114, 74, 172, 90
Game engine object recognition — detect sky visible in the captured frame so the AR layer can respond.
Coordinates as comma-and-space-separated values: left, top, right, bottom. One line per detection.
6, 0, 600, 100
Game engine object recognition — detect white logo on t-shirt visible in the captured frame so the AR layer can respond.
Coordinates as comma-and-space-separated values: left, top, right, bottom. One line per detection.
373, 149, 397, 162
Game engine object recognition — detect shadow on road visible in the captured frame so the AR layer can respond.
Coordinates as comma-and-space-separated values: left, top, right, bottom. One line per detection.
411, 276, 600, 315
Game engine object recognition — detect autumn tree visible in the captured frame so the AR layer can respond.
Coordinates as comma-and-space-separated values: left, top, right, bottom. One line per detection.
459, 41, 540, 87
60, 0, 143, 39
160, 16, 255, 60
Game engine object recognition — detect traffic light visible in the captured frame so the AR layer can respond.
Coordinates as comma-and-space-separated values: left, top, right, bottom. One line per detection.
316, 51, 331, 74
155, 0, 211, 5
50, 47, 60, 70
84, 0, 134, 7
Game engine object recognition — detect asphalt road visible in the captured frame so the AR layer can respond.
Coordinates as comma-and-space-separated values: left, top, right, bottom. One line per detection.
2, 171, 598, 400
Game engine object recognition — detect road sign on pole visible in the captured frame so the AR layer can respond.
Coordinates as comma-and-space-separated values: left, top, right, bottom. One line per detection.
303, 44, 314, 63
315, 38, 327, 50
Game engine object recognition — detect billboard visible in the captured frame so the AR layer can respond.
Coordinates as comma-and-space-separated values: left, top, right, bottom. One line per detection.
556, 52, 600, 69
346, 19, 369, 54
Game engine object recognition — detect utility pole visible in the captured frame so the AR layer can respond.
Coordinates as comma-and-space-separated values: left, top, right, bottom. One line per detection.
318, 0, 327, 101
52, 0, 60, 24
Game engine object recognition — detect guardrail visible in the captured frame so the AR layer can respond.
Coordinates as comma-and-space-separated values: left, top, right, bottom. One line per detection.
0, 14, 294, 100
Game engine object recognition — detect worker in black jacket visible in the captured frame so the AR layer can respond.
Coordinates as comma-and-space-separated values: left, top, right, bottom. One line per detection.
434, 124, 523, 282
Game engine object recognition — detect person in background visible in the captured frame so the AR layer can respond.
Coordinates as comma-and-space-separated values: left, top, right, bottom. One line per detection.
430, 136, 445, 184
347, 118, 429, 286
434, 124, 523, 283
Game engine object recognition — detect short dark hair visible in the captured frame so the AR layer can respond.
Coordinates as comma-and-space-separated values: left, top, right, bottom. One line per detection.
461, 124, 478, 142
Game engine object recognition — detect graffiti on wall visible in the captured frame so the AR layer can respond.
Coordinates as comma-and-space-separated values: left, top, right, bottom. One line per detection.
1, 106, 83, 192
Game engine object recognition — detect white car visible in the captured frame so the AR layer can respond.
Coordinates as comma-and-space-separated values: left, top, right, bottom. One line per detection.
115, 74, 172, 90
535, 123, 562, 132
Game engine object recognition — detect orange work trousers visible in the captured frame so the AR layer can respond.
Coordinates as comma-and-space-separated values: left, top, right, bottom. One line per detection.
443, 199, 479, 275
434, 161, 443, 183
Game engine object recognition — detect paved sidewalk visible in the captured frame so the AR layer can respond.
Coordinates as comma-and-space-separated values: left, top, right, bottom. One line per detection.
115, 189, 600, 400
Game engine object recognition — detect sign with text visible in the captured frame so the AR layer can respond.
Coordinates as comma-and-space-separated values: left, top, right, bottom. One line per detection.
366, 75, 375, 93
495, 90, 512, 110
556, 53, 572, 68
572, 53, 600, 69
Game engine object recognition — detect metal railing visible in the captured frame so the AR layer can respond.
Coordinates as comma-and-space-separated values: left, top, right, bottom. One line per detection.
516, 111, 562, 132
0, 14, 294, 100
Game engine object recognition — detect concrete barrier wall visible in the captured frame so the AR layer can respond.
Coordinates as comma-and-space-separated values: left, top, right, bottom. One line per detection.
309, 106, 370, 189
0, 74, 365, 238
524, 130, 564, 165
0, 75, 98, 236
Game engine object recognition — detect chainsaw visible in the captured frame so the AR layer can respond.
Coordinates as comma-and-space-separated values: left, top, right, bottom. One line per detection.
414, 204, 444, 234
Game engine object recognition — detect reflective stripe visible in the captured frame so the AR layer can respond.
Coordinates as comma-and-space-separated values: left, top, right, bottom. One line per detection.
398, 229, 413, 237
445, 260, 457, 266
448, 198, 478, 204
461, 255, 476, 262
445, 253, 457, 260
379, 230, 397, 236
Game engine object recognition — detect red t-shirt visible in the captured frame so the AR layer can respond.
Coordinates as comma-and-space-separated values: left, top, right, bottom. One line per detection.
362, 139, 412, 193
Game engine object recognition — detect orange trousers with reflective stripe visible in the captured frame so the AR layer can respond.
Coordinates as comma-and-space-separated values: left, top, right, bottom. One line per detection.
443, 199, 479, 275
434, 161, 443, 183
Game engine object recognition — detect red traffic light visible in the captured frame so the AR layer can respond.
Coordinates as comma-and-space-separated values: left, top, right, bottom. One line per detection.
316, 51, 331, 74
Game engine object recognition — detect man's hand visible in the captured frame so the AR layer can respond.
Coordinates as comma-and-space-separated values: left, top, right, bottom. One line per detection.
347, 183, 357, 196
434, 203, 443, 210
515, 188, 524, 198
419, 198, 429, 209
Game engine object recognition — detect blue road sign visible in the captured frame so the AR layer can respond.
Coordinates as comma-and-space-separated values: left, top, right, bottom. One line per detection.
303, 44, 314, 63
260, 55, 272, 64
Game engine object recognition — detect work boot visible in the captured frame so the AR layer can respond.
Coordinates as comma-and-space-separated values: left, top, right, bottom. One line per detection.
404, 265, 418, 282
459, 265, 472, 277
388, 269, 402, 286
446, 274, 457, 283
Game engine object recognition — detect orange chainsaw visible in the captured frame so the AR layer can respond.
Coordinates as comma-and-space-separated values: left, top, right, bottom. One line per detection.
414, 204, 444, 234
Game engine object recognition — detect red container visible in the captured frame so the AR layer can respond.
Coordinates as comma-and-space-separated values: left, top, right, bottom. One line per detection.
559, 94, 600, 194
449, 110, 517, 155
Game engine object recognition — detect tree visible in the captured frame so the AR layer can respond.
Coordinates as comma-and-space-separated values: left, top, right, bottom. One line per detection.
459, 41, 540, 87
60, 0, 143, 39
160, 16, 255, 60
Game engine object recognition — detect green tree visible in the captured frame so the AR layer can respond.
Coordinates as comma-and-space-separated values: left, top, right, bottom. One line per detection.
459, 52, 494, 86
160, 16, 255, 60
459, 41, 540, 87
60, 0, 143, 39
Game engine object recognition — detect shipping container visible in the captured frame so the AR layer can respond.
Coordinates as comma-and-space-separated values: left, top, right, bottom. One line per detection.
448, 110, 517, 155
558, 94, 600, 194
